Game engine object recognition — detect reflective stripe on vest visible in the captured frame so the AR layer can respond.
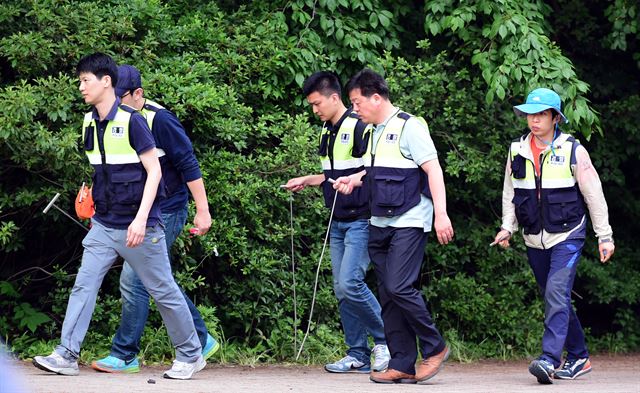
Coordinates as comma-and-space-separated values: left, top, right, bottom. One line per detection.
139, 99, 185, 198
319, 115, 365, 170
83, 109, 140, 165
141, 100, 166, 158
369, 116, 428, 170
510, 136, 585, 234
82, 106, 147, 216
317, 113, 370, 219
367, 112, 430, 217
510, 139, 577, 188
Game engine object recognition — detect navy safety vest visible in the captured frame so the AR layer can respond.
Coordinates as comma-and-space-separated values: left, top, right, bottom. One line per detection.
318, 112, 371, 220
140, 99, 184, 197
510, 134, 585, 235
366, 112, 431, 218
83, 106, 147, 215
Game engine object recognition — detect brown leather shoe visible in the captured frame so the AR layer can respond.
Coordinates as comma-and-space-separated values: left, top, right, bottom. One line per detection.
415, 346, 450, 384
370, 368, 416, 384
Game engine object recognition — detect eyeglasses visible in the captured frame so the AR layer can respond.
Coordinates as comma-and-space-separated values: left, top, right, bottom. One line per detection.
120, 92, 131, 98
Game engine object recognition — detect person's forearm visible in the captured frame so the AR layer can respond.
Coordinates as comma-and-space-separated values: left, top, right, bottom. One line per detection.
136, 149, 162, 222
137, 165, 160, 221
575, 147, 613, 239
186, 178, 209, 213
582, 182, 613, 239
422, 161, 447, 215
306, 174, 326, 187
348, 170, 366, 187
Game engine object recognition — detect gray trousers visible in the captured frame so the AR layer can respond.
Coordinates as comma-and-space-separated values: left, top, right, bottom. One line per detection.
55, 220, 201, 362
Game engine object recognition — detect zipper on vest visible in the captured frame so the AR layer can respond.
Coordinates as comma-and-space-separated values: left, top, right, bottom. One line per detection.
368, 129, 383, 208
96, 120, 111, 212
370, 125, 385, 165
328, 127, 336, 173
537, 150, 546, 249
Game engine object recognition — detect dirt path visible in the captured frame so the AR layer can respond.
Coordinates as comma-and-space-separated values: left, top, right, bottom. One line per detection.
6, 354, 640, 393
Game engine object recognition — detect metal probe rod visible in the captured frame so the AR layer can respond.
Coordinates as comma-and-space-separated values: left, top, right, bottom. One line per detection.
43, 193, 89, 231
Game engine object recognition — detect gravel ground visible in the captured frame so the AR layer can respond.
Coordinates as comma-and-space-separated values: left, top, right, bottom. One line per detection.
5, 354, 640, 393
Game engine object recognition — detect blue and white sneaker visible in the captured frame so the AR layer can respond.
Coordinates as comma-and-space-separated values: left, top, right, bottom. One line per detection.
91, 355, 140, 373
202, 333, 220, 361
372, 344, 390, 372
528, 358, 555, 384
33, 351, 79, 376
324, 355, 371, 373
555, 358, 592, 380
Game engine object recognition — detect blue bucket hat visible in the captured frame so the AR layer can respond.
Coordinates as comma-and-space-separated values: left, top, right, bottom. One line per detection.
513, 88, 568, 123
115, 64, 142, 97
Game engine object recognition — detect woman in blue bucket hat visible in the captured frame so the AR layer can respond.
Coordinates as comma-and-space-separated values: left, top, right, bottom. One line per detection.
493, 88, 615, 384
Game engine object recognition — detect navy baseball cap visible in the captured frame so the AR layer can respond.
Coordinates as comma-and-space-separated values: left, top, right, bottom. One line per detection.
513, 88, 568, 123
115, 64, 142, 97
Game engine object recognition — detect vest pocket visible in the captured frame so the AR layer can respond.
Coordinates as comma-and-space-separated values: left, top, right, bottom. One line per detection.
546, 190, 580, 225
374, 175, 405, 207
111, 170, 144, 205
511, 155, 527, 179
512, 193, 536, 228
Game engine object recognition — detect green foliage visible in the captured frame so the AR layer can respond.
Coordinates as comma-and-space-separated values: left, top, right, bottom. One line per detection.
604, 0, 639, 55
0, 221, 20, 252
424, 0, 600, 139
1, 0, 637, 366
0, 281, 51, 335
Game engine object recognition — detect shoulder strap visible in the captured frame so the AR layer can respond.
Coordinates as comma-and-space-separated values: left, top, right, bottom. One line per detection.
397, 112, 411, 121
566, 135, 580, 176
566, 136, 579, 165
143, 102, 163, 113
118, 104, 136, 114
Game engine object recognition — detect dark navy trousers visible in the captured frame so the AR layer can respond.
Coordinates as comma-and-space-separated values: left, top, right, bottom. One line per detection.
527, 238, 589, 367
369, 225, 446, 375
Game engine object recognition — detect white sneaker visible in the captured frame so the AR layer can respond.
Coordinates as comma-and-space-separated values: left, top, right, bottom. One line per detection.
33, 351, 79, 376
163, 355, 206, 380
372, 344, 390, 372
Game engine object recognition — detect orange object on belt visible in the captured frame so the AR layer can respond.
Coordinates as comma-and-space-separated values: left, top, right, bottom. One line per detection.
75, 182, 95, 220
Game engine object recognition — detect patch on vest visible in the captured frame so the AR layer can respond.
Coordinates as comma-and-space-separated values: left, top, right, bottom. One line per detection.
549, 155, 565, 165
340, 133, 350, 144
111, 126, 125, 138
385, 134, 398, 143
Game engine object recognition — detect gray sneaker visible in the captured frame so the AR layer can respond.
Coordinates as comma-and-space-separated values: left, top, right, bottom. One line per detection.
163, 355, 206, 380
324, 355, 371, 373
33, 351, 79, 376
372, 344, 390, 372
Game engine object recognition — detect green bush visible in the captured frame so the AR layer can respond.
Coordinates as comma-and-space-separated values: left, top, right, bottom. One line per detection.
0, 0, 637, 364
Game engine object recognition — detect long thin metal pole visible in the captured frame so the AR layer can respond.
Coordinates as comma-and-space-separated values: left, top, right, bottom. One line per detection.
42, 193, 88, 231
295, 188, 338, 361
288, 193, 298, 354
51, 204, 89, 231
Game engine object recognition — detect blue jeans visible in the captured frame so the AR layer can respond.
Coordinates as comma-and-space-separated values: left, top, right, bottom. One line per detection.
527, 239, 589, 368
330, 219, 385, 364
110, 205, 208, 361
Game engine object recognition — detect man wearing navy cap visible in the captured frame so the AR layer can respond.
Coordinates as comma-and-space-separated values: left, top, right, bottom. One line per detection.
493, 87, 615, 384
91, 64, 218, 374
32, 53, 204, 380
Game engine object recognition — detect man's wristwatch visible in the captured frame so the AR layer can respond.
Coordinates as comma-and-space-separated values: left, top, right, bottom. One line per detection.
599, 238, 614, 244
